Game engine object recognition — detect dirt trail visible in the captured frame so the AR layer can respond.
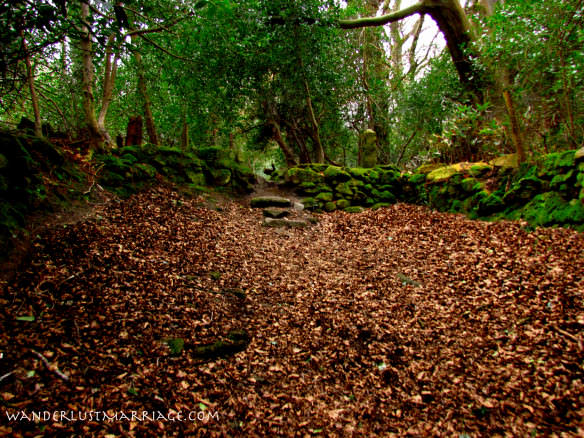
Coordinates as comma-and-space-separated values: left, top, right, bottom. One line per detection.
1, 186, 583, 437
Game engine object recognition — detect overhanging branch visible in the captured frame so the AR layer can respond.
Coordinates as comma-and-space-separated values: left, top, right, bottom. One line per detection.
339, 2, 424, 29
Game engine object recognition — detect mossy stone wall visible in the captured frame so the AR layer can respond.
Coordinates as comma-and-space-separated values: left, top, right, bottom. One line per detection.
279, 150, 584, 231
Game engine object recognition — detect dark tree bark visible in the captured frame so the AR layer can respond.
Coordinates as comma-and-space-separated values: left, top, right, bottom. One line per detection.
125, 115, 143, 146
340, 0, 483, 101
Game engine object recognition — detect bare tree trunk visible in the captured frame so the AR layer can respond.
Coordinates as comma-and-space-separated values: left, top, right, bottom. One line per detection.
269, 121, 297, 167
20, 30, 42, 136
80, 1, 105, 152
125, 4, 159, 146
340, 0, 483, 101
302, 77, 325, 163
97, 33, 119, 143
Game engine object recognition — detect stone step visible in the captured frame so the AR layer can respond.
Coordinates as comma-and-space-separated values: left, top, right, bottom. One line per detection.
263, 208, 291, 219
263, 217, 309, 228
250, 196, 292, 208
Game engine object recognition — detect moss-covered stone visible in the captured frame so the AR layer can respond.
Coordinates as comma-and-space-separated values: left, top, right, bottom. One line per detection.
301, 197, 317, 209
477, 193, 505, 216
335, 182, 354, 197
503, 176, 544, 205
315, 191, 333, 202
461, 177, 480, 193
336, 199, 351, 209
324, 166, 351, 183
415, 163, 443, 174
550, 170, 574, 191
324, 201, 337, 212
359, 129, 377, 168
426, 165, 463, 183
469, 162, 493, 177
371, 202, 392, 210
517, 192, 584, 227
250, 196, 291, 208
287, 167, 324, 185
344, 206, 364, 213
575, 146, 584, 162
408, 173, 426, 185
211, 168, 231, 185
377, 168, 400, 185
490, 154, 519, 170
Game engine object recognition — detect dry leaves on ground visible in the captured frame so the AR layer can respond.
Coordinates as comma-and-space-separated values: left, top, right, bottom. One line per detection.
1, 186, 583, 437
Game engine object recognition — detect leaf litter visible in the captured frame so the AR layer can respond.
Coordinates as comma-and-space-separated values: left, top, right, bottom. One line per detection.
0, 186, 583, 437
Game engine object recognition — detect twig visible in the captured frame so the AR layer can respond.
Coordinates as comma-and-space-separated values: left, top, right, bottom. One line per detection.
31, 350, 70, 382
0, 371, 15, 383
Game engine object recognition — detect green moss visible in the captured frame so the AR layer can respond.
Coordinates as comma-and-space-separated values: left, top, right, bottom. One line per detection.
477, 193, 505, 216
287, 167, 324, 184
315, 191, 333, 202
469, 162, 493, 177
336, 199, 351, 209
377, 169, 400, 185
324, 201, 337, 212
415, 163, 443, 174
490, 154, 519, 170
503, 176, 545, 206
344, 206, 364, 213
371, 202, 392, 210
408, 173, 426, 185
426, 165, 462, 183
461, 178, 480, 193
211, 168, 231, 185
550, 170, 574, 190
301, 197, 317, 209
335, 182, 353, 197
324, 166, 351, 183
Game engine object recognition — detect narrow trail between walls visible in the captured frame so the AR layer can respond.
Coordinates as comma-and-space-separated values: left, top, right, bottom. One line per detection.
1, 186, 583, 437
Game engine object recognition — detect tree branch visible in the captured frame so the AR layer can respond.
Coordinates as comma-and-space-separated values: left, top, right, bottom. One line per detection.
339, 2, 424, 29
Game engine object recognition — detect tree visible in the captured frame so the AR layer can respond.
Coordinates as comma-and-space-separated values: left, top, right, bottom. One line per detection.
340, 0, 483, 102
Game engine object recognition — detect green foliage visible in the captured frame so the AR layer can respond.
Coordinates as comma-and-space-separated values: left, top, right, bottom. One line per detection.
478, 0, 584, 151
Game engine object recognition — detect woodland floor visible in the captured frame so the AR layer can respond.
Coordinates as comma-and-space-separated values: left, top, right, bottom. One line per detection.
1, 186, 583, 437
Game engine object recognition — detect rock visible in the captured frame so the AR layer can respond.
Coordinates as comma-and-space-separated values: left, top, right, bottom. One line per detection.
371, 202, 392, 210
287, 167, 324, 185
324, 201, 337, 212
293, 202, 304, 211
315, 191, 333, 202
344, 206, 364, 213
250, 196, 292, 208
359, 129, 377, 168
415, 163, 443, 174
336, 199, 351, 209
324, 166, 351, 183
335, 182, 353, 197
211, 168, 231, 185
575, 146, 584, 162
489, 154, 519, 169
426, 165, 462, 183
263, 208, 290, 219
469, 162, 493, 177
263, 217, 309, 228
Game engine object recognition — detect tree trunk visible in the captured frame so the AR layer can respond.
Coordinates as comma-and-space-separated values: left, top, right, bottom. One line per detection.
125, 115, 143, 146
97, 33, 119, 143
125, 4, 159, 146
340, 0, 483, 101
269, 121, 297, 167
80, 1, 105, 152
21, 31, 42, 137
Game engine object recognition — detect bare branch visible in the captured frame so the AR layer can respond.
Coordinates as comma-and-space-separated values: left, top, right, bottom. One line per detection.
339, 2, 424, 29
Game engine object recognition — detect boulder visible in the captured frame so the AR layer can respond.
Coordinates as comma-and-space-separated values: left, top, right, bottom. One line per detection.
358, 129, 377, 168
250, 196, 292, 208
324, 166, 351, 183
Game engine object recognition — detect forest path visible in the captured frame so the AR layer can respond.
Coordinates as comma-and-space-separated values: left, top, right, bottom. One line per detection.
1, 186, 583, 437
